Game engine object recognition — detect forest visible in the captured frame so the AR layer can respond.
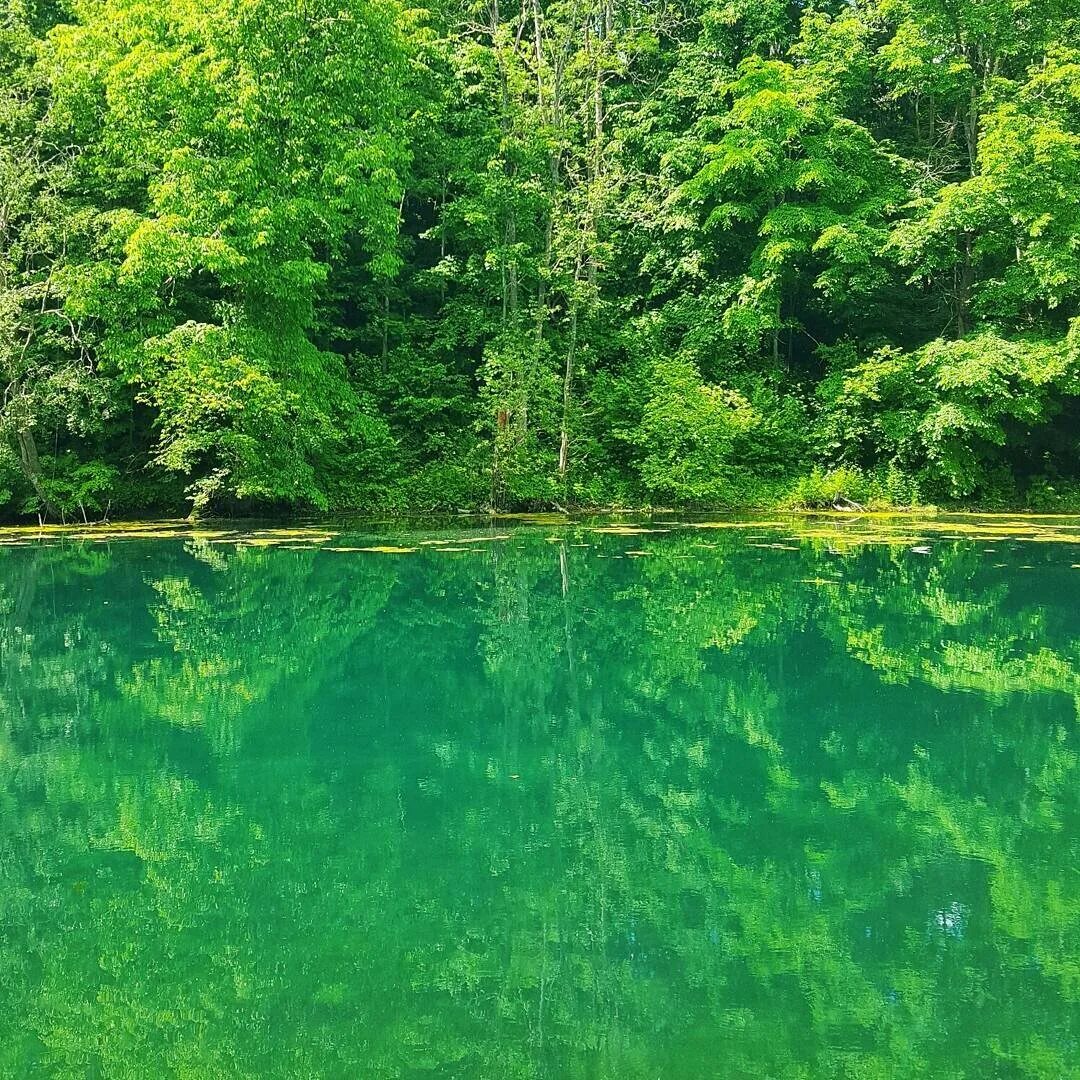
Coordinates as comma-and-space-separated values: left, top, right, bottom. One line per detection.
2, 0, 1079, 518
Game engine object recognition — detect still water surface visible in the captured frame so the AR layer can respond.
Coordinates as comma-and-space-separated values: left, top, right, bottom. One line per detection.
1, 515, 1079, 1078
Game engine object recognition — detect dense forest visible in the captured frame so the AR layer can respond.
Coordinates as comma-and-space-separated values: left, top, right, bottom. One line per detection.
2, 0, 1079, 518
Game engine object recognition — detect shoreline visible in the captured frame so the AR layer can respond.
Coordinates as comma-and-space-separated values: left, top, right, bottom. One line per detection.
5, 507, 1080, 540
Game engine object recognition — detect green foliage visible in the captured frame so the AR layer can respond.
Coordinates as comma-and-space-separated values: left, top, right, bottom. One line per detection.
9, 0, 410, 515
31, 455, 118, 520
819, 330, 1080, 500
635, 357, 803, 506
780, 464, 923, 510
1, 0, 1079, 517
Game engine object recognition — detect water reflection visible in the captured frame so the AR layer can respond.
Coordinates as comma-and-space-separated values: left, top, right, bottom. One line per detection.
1, 524, 1078, 1077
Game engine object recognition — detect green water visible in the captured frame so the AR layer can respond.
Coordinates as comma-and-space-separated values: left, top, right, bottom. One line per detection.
2, 518, 1079, 1078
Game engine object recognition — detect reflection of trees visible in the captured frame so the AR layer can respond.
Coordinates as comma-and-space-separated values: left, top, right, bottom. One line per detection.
0, 532, 1077, 1076
120, 540, 399, 754
824, 544, 1080, 699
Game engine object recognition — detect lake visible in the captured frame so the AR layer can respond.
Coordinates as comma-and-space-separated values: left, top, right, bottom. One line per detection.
1, 515, 1078, 1078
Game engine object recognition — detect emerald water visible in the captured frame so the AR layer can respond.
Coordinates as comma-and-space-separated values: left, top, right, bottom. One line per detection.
2, 516, 1079, 1078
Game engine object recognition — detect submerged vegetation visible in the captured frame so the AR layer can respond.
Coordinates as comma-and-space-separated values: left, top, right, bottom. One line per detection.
2, 0, 1080, 517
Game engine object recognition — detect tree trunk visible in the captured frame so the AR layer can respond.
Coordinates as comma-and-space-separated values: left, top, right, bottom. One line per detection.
558, 297, 577, 480
772, 291, 782, 364
16, 428, 58, 520
956, 233, 974, 338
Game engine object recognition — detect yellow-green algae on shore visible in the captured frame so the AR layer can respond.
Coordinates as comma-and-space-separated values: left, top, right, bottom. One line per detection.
6, 511, 1080, 549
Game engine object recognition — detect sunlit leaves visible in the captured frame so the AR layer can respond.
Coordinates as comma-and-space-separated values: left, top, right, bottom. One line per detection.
38, 0, 410, 510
